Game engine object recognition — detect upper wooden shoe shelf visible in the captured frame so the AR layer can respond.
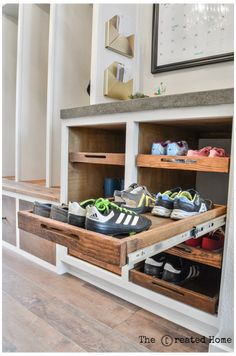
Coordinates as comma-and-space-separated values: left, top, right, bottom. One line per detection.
69, 152, 125, 166
137, 154, 230, 173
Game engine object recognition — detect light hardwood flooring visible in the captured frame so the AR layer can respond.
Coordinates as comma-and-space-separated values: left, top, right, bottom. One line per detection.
2, 248, 209, 352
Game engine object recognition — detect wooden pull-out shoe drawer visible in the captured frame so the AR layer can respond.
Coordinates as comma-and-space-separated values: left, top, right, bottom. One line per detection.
18, 205, 226, 274
130, 264, 220, 314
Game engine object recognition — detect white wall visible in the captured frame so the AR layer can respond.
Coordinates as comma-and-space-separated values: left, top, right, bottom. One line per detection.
47, 4, 92, 186
90, 4, 139, 104
138, 4, 234, 96
2, 15, 17, 177
16, 4, 49, 181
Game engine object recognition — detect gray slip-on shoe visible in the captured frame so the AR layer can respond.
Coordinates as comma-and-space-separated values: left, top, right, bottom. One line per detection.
33, 201, 52, 218
50, 204, 68, 223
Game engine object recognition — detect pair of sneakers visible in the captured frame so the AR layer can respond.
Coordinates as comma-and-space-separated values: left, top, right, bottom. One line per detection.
151, 140, 188, 156
114, 183, 156, 214
34, 198, 152, 237
144, 253, 200, 284
152, 188, 213, 220
187, 146, 228, 158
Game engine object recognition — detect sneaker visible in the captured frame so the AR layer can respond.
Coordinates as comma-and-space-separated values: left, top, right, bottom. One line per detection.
33, 202, 52, 218
68, 199, 95, 227
185, 237, 202, 247
171, 189, 213, 220
120, 186, 156, 214
187, 146, 212, 157
144, 253, 167, 277
201, 228, 225, 251
151, 141, 171, 155
167, 141, 188, 156
114, 183, 139, 203
209, 147, 228, 157
152, 187, 182, 217
50, 204, 68, 223
85, 198, 152, 236
162, 258, 200, 284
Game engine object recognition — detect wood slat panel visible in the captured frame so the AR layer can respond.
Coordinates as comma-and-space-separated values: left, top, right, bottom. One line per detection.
2, 178, 60, 202
137, 154, 230, 173
166, 243, 223, 269
69, 152, 125, 166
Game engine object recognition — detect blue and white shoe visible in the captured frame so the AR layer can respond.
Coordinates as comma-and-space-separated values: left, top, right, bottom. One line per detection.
167, 141, 188, 156
151, 140, 171, 155
152, 187, 182, 217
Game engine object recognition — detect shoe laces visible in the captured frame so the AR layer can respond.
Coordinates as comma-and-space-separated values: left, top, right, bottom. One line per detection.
95, 198, 137, 215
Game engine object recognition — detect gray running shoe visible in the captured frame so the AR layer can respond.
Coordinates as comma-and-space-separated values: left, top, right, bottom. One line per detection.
114, 183, 139, 203
33, 202, 52, 218
50, 204, 68, 223
121, 186, 156, 214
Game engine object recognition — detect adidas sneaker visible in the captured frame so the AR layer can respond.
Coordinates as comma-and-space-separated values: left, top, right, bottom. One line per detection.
120, 186, 156, 214
68, 199, 95, 227
144, 253, 167, 278
152, 187, 182, 217
162, 258, 200, 285
85, 198, 151, 236
171, 189, 213, 220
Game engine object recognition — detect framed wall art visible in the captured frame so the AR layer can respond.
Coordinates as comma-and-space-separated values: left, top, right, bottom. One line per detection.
151, 4, 234, 73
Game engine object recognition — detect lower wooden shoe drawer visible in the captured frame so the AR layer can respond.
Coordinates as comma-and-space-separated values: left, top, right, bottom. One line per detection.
130, 265, 220, 314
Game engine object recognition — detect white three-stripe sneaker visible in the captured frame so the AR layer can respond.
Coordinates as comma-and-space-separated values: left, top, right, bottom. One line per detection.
85, 198, 151, 236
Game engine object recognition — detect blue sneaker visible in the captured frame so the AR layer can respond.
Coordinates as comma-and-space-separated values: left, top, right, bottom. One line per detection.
152, 187, 182, 217
167, 141, 188, 156
151, 140, 171, 155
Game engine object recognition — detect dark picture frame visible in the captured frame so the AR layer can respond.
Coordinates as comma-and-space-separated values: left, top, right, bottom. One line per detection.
151, 4, 234, 74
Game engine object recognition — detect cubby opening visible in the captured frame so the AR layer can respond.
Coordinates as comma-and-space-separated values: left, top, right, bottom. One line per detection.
2, 5, 19, 179
68, 124, 126, 201
137, 117, 232, 205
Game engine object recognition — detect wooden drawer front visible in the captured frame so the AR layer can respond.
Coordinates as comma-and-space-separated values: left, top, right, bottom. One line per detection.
2, 195, 16, 246
19, 200, 56, 265
18, 210, 126, 267
130, 267, 220, 314
69, 152, 125, 166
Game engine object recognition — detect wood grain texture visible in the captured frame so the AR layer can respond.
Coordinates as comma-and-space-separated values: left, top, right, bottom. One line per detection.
2, 262, 148, 352
137, 154, 230, 173
69, 249, 122, 275
2, 248, 208, 352
70, 152, 125, 166
126, 205, 227, 253
130, 265, 220, 314
18, 210, 127, 266
19, 200, 56, 265
2, 195, 16, 245
166, 243, 223, 269
68, 126, 125, 201
2, 178, 60, 202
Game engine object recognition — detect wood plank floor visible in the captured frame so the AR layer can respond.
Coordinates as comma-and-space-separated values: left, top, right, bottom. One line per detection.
2, 248, 209, 352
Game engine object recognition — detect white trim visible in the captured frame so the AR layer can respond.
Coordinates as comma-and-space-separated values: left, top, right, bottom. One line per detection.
46, 4, 56, 188
2, 241, 58, 273
15, 198, 20, 248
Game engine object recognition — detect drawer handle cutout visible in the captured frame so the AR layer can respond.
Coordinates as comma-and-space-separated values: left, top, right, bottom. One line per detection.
151, 281, 185, 296
84, 154, 107, 159
40, 224, 80, 240
161, 158, 197, 164
174, 246, 192, 253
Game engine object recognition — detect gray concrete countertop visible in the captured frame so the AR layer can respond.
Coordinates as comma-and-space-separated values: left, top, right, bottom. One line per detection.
60, 88, 234, 119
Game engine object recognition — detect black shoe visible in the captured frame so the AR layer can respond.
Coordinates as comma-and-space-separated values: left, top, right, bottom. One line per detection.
152, 187, 182, 217
50, 204, 68, 223
162, 258, 200, 285
171, 189, 213, 220
33, 202, 52, 218
144, 253, 167, 278
85, 198, 152, 236
68, 199, 95, 227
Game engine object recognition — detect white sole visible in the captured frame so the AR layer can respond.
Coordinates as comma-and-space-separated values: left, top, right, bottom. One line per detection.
170, 209, 198, 220
152, 206, 172, 217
